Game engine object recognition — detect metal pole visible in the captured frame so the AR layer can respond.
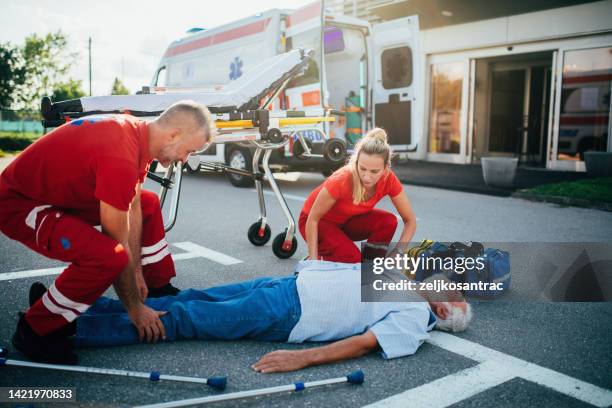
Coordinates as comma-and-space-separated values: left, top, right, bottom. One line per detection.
88, 37, 92, 96
0, 358, 226, 390
134, 370, 364, 408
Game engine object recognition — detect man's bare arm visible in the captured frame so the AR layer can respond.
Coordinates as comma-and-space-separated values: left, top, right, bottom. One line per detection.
99, 200, 140, 310
128, 184, 147, 301
100, 200, 166, 342
252, 330, 379, 373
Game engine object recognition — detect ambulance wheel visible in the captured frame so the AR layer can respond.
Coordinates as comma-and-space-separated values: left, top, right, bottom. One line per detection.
248, 221, 271, 246
293, 138, 313, 160
323, 139, 348, 164
227, 147, 255, 188
272, 231, 298, 259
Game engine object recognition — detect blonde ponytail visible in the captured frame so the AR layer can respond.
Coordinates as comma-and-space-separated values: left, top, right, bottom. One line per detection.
348, 128, 392, 204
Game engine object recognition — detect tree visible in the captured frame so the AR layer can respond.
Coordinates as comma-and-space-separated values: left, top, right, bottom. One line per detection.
52, 79, 85, 102
16, 31, 78, 110
0, 42, 26, 109
111, 77, 130, 95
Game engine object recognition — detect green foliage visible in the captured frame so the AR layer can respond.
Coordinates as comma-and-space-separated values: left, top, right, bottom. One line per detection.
0, 42, 26, 109
0, 131, 41, 151
0, 31, 80, 111
525, 177, 612, 203
18, 31, 79, 110
111, 77, 130, 95
52, 79, 86, 102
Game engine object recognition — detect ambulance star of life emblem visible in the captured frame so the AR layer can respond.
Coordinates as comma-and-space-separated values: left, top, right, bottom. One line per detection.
229, 57, 243, 80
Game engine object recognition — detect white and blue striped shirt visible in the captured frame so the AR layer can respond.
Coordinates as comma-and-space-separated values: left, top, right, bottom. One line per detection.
288, 260, 436, 359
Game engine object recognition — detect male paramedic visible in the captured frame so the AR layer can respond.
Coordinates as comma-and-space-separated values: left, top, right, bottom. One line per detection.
24, 261, 472, 371
0, 100, 215, 365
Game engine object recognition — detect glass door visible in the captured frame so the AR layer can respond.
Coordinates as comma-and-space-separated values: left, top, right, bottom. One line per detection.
426, 59, 469, 163
551, 46, 612, 170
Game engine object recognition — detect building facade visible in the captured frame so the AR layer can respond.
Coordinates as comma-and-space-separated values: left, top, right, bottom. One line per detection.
329, 0, 612, 171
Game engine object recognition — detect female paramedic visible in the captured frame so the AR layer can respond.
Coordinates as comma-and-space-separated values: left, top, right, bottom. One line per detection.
299, 128, 416, 263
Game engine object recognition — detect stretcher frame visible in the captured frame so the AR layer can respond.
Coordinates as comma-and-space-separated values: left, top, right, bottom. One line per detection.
40, 49, 346, 259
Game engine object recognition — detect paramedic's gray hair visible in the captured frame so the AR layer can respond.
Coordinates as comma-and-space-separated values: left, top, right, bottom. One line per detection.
436, 303, 472, 332
158, 100, 216, 143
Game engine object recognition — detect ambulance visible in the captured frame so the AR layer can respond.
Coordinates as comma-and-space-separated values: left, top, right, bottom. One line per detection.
151, 1, 421, 186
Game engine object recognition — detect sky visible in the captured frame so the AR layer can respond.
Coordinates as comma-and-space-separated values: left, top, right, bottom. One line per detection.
0, 0, 314, 96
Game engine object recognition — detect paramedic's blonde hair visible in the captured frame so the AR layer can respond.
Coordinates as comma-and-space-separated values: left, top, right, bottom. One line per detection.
158, 100, 217, 147
348, 128, 392, 204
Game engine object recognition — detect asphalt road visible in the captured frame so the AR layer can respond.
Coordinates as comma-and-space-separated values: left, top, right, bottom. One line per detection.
1, 170, 611, 408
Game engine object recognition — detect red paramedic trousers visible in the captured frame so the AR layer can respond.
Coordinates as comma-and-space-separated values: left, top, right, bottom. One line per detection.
298, 209, 398, 263
0, 189, 175, 336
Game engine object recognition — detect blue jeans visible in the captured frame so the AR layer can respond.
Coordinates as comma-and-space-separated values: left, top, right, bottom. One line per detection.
74, 276, 301, 347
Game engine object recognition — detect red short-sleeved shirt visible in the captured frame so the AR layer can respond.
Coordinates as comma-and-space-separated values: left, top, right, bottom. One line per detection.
301, 166, 403, 224
0, 115, 151, 213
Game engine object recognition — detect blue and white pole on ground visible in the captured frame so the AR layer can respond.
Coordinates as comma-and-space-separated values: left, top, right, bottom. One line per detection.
134, 370, 365, 408
0, 357, 226, 390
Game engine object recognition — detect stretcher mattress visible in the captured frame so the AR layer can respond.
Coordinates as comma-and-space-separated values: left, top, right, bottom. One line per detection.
78, 49, 309, 113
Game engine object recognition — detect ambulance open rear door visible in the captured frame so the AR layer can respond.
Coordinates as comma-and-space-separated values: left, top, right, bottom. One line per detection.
372, 15, 420, 152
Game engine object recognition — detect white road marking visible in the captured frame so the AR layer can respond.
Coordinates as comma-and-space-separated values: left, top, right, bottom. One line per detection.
367, 360, 515, 408
172, 242, 242, 265
0, 242, 241, 282
0, 266, 65, 282
366, 331, 612, 408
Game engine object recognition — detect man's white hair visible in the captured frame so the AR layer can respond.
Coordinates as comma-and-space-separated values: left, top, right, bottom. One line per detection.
436, 303, 472, 332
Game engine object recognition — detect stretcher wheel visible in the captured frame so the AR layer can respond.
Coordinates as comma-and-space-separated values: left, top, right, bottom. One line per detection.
272, 231, 298, 259
267, 128, 284, 144
293, 138, 313, 159
248, 221, 271, 246
323, 138, 348, 164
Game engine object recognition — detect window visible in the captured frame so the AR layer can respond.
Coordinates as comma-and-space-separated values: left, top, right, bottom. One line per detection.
428, 62, 463, 154
381, 46, 412, 89
558, 47, 611, 161
154, 66, 167, 87
324, 26, 345, 54
286, 29, 322, 88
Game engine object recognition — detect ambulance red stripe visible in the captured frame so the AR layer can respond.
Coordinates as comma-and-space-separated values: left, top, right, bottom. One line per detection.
164, 18, 271, 58
286, 2, 321, 27
563, 73, 612, 84
560, 115, 609, 125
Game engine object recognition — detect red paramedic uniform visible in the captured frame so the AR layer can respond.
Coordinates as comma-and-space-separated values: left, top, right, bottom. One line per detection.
299, 165, 403, 263
0, 115, 175, 336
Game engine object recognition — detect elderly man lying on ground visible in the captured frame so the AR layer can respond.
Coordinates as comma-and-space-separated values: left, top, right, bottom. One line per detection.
19, 260, 472, 371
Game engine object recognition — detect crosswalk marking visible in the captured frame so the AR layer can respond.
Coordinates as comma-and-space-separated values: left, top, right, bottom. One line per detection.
0, 242, 242, 282
366, 331, 612, 408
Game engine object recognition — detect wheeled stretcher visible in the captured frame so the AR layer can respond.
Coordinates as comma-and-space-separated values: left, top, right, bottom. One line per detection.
40, 49, 348, 259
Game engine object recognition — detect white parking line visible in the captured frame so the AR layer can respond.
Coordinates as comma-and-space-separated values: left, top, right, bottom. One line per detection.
367, 360, 514, 408
0, 242, 242, 282
366, 331, 612, 408
172, 242, 242, 265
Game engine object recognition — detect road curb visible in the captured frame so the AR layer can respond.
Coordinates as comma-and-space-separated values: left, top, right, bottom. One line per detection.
512, 190, 612, 212
396, 176, 513, 197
